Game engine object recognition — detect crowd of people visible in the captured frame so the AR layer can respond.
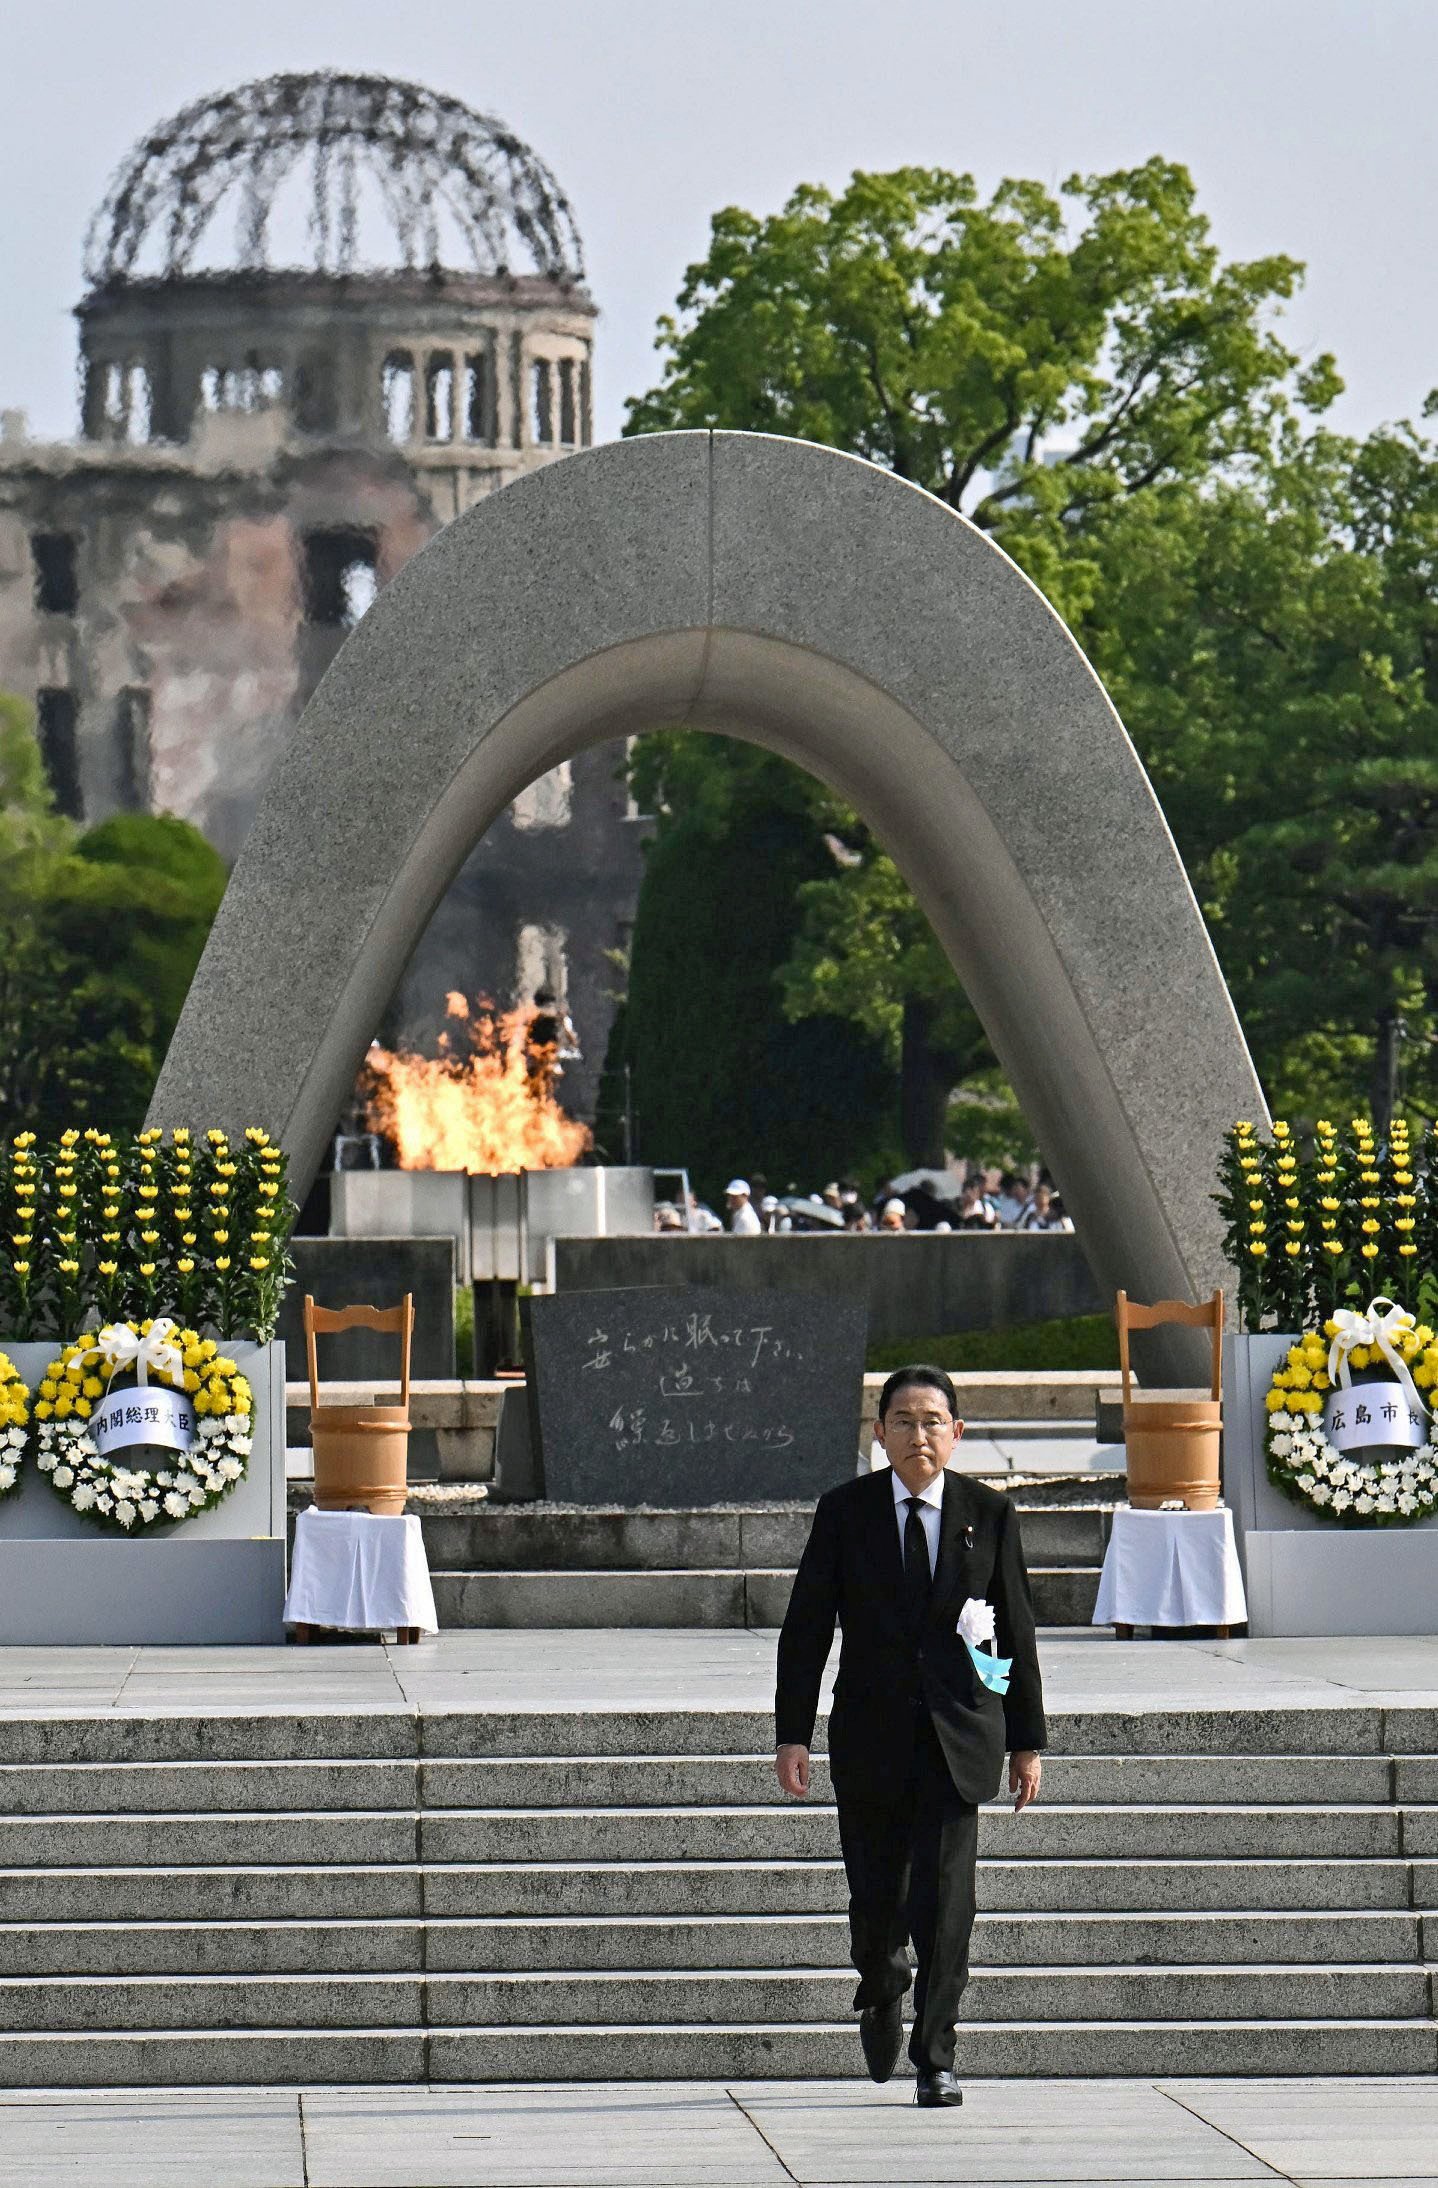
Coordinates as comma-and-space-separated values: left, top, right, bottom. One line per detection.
653, 1167, 1073, 1235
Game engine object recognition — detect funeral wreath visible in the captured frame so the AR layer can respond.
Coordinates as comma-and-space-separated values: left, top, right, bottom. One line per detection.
1262, 1308, 1438, 1528
0, 1352, 29, 1502
33, 1318, 254, 1535
1219, 1115, 1438, 1527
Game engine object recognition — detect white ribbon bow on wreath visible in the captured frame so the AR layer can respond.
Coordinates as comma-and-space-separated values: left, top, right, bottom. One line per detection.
88, 1317, 185, 1392
1326, 1297, 1430, 1420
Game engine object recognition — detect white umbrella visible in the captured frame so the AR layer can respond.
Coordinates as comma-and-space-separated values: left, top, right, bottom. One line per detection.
886, 1168, 964, 1200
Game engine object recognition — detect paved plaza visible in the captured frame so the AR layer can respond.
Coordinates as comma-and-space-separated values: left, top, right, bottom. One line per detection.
3, 1624, 1438, 1719
4, 2074, 1438, 2185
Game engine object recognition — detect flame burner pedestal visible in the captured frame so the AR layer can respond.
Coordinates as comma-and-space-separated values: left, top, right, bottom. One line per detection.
328, 1165, 656, 1371
331, 1167, 655, 1282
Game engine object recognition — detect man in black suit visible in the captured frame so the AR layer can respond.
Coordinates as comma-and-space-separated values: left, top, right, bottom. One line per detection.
775, 1364, 1046, 2107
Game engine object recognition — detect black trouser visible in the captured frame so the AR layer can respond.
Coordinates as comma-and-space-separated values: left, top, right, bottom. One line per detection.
835, 1707, 980, 2073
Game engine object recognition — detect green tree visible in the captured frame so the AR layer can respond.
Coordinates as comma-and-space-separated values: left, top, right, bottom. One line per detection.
628, 160, 1336, 620
0, 697, 228, 1137
625, 159, 1342, 1156
616, 735, 899, 1198
1083, 424, 1438, 1127
778, 846, 991, 1167
0, 693, 67, 862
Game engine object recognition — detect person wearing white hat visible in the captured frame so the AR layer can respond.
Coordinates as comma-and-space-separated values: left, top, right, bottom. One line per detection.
726, 1179, 762, 1235
878, 1197, 908, 1232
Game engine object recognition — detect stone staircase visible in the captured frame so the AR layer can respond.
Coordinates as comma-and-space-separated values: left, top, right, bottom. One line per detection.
414, 1501, 1112, 1629
1, 1703, 1434, 2084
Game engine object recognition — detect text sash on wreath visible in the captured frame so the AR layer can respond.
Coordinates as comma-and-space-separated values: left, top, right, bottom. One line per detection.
91, 1385, 196, 1457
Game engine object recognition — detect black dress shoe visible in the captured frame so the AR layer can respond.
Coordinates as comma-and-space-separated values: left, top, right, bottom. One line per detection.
858, 2000, 903, 2083
914, 2068, 963, 2107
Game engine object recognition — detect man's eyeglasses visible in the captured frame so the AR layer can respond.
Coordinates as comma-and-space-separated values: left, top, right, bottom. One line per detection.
886, 1414, 955, 1436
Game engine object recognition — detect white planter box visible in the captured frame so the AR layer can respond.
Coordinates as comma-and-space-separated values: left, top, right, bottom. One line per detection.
0, 1338, 287, 1644
1224, 1331, 1438, 1636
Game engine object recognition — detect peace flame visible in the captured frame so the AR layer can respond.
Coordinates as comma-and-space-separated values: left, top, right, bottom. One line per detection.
361, 993, 592, 1175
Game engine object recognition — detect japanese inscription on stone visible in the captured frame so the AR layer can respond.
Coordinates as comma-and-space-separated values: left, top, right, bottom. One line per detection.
527, 1285, 868, 1504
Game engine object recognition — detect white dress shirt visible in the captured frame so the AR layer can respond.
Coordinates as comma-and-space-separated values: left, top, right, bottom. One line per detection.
891, 1467, 944, 1576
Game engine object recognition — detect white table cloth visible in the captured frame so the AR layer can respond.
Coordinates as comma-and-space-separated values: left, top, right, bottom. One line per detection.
1092, 1504, 1248, 1629
283, 1508, 439, 1635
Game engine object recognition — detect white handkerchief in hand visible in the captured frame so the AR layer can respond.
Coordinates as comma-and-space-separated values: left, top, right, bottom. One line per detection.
957, 1596, 996, 1649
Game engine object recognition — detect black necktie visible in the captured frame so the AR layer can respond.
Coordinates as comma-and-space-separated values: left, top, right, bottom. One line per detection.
903, 1495, 932, 1628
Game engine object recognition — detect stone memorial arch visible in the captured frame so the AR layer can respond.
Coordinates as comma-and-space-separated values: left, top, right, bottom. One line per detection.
151, 430, 1267, 1310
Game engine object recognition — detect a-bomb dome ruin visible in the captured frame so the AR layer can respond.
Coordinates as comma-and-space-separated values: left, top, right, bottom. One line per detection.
0, 73, 636, 1136
75, 72, 596, 450
83, 71, 586, 286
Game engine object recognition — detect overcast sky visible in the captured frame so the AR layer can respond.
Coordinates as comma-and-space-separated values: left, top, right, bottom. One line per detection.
3, 0, 1434, 448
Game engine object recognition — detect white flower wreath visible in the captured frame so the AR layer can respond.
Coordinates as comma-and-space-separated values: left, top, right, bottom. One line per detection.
1264, 1318, 1438, 1528
33, 1322, 252, 1536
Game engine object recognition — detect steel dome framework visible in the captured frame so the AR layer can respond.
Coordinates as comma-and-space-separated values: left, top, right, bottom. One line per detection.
84, 71, 586, 289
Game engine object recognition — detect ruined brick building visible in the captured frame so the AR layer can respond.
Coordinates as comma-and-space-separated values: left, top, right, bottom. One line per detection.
0, 71, 646, 1130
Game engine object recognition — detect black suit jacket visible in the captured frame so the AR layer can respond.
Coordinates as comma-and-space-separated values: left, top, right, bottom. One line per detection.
775, 1466, 1047, 1805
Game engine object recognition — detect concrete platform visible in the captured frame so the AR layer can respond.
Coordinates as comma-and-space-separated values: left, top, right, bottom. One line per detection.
3, 2075, 1438, 2184
4, 1627, 1438, 1720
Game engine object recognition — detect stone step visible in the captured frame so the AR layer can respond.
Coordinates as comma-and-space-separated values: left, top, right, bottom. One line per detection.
2, 2016, 1434, 2088
0, 1972, 421, 2032
422, 1856, 1423, 1917
0, 1760, 418, 1816
420, 1751, 1396, 1810
422, 1706, 1401, 1759
0, 1713, 417, 1767
416, 1504, 1108, 1572
430, 1569, 757, 1628
421, 1964, 1433, 2027
422, 2018, 1438, 2081
0, 2028, 424, 2087
1, 1813, 417, 1870
0, 1907, 1420, 1980
422, 1858, 848, 1917
2, 1855, 1426, 1929
421, 1909, 1423, 1972
0, 1921, 424, 1977
3, 1703, 1425, 1764
1029, 1568, 1103, 1624
988, 1479, 1129, 1509
420, 1803, 1414, 1866
0, 1961, 1425, 2035
427, 1564, 1101, 1628
0, 1867, 425, 1925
